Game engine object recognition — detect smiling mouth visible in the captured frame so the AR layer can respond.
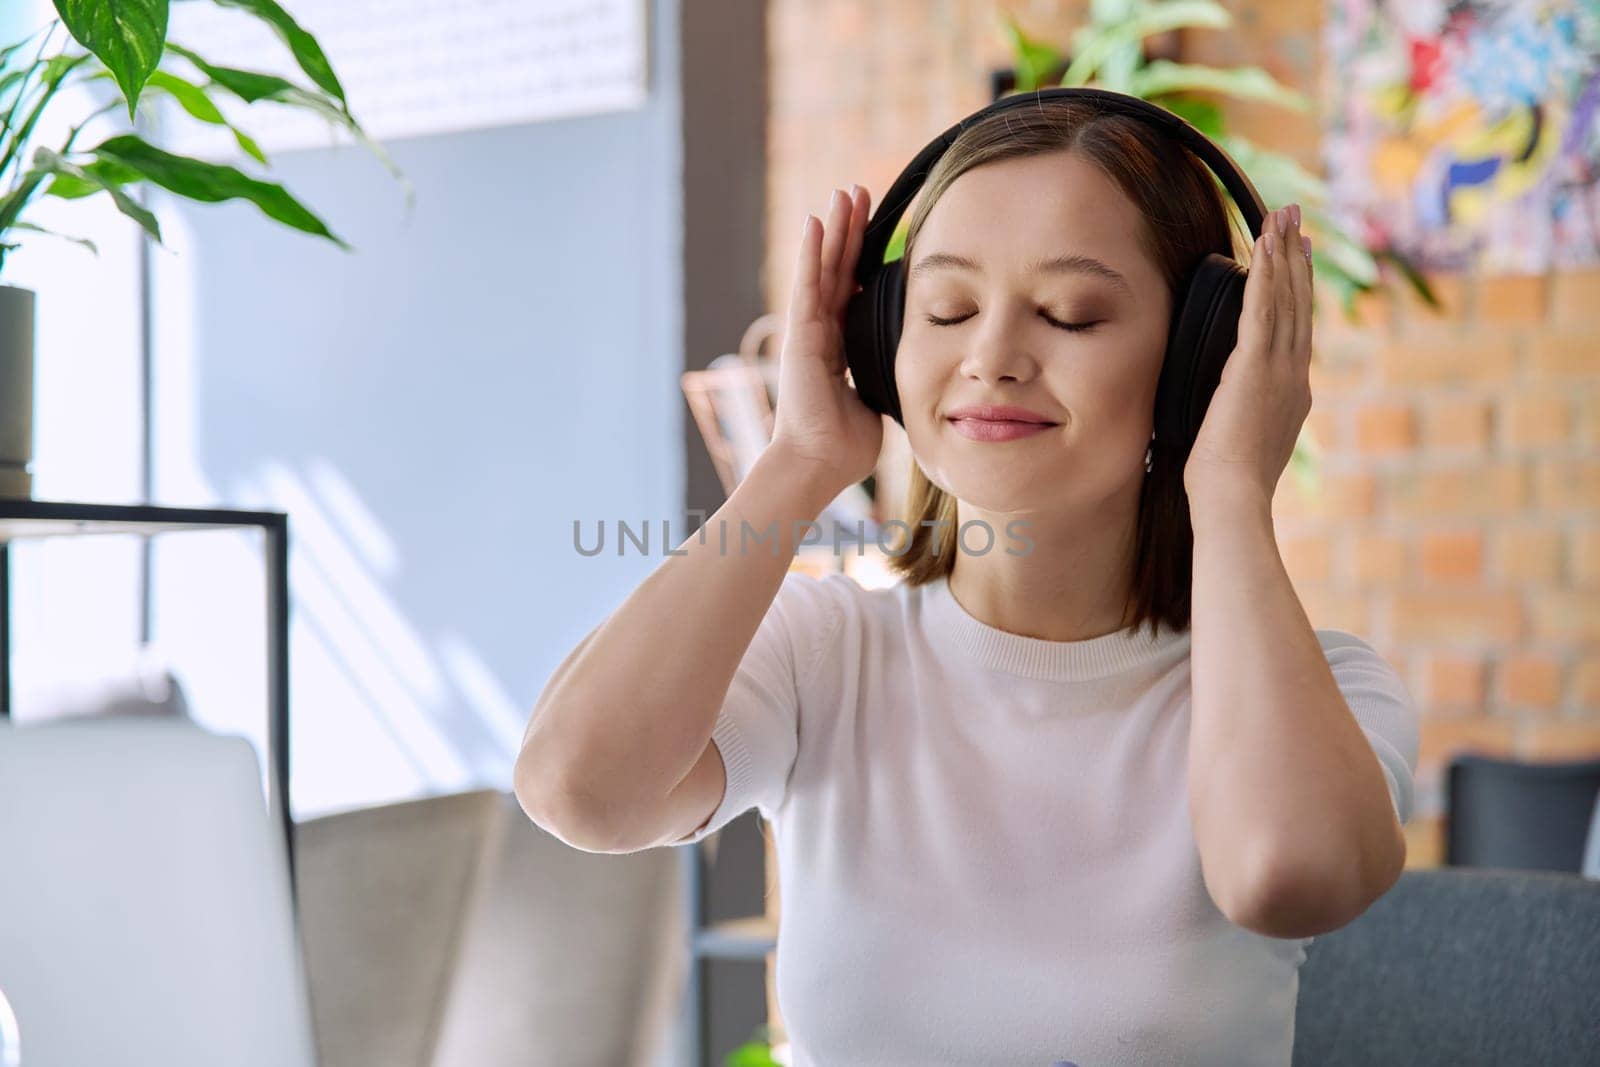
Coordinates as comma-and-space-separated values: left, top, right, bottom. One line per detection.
946, 415, 1058, 425
946, 416, 1059, 442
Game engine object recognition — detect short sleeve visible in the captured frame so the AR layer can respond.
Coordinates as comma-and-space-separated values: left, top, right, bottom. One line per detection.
675, 571, 846, 844
1318, 630, 1422, 825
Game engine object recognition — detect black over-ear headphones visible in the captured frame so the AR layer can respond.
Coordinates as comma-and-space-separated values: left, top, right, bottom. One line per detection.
841, 86, 1268, 474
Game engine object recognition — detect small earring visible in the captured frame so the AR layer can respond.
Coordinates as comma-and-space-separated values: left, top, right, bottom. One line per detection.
1144, 429, 1155, 474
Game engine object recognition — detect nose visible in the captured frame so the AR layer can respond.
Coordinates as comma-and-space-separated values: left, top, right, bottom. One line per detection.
957, 309, 1041, 386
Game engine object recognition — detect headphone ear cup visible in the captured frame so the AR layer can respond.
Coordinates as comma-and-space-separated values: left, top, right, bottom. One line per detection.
842, 257, 907, 426
1153, 252, 1248, 462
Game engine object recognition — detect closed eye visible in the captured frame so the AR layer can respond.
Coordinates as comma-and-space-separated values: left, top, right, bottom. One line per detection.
923, 310, 1100, 333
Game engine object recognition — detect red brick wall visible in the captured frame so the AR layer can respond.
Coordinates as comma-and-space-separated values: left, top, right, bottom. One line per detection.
763, 0, 1600, 876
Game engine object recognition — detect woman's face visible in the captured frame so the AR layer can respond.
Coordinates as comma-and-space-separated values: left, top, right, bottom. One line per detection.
896, 149, 1174, 514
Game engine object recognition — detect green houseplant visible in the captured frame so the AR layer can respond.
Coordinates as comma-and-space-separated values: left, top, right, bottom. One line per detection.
0, 0, 404, 498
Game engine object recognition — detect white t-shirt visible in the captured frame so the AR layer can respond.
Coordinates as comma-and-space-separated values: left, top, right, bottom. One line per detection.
675, 570, 1420, 1066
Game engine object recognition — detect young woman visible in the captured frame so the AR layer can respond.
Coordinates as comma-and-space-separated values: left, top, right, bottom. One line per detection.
515, 96, 1421, 1066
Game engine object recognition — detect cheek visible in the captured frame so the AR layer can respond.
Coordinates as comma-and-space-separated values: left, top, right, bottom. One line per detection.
892, 338, 948, 401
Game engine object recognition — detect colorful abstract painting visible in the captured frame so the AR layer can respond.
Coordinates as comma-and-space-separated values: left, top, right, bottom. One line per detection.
1323, 0, 1600, 273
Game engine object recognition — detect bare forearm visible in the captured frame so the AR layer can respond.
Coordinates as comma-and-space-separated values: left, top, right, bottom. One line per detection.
1186, 486, 1406, 937
516, 446, 842, 827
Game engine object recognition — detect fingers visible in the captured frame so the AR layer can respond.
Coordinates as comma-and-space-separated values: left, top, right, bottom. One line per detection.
1237, 209, 1277, 359
832, 184, 871, 320
1238, 205, 1314, 365
790, 214, 820, 322
818, 188, 852, 317
1288, 207, 1314, 361
793, 185, 874, 328
1270, 206, 1295, 361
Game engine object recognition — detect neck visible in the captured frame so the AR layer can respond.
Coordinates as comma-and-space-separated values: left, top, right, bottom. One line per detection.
948, 482, 1143, 642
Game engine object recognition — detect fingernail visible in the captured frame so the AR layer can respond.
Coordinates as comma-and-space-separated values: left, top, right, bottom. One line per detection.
830, 188, 844, 210
1265, 231, 1275, 256
801, 214, 812, 238
1277, 209, 1288, 236
1302, 234, 1312, 259
850, 183, 861, 198
1290, 203, 1301, 228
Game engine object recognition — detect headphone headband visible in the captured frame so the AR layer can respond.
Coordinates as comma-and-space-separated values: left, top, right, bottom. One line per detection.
853, 86, 1268, 287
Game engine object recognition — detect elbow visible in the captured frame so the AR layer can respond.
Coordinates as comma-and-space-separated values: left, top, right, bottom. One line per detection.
511, 744, 555, 826
1221, 871, 1350, 940
1220, 827, 1408, 940
512, 745, 625, 854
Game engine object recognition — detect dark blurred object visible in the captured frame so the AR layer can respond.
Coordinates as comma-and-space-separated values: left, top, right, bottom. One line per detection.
1444, 754, 1600, 874
1584, 790, 1600, 879
1293, 867, 1600, 1066
681, 314, 782, 497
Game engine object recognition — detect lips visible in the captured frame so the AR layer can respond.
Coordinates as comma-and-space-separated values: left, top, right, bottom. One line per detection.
944, 404, 1059, 425
945, 405, 1061, 443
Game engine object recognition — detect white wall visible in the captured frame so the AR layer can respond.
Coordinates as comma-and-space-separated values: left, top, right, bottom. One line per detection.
145, 3, 685, 820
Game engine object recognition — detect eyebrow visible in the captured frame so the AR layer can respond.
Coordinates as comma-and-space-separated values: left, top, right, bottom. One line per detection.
907, 250, 1132, 295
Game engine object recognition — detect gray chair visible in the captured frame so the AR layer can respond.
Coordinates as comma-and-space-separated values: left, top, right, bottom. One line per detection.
294, 790, 683, 1067
430, 792, 684, 1067
1445, 754, 1600, 873
294, 789, 506, 1067
1293, 867, 1600, 1065
0, 718, 316, 1067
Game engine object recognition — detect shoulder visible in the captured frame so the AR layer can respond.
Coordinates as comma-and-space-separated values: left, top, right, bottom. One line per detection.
771, 572, 902, 630
1312, 628, 1422, 822
771, 569, 913, 663
1311, 628, 1419, 732
1313, 628, 1381, 656
1312, 629, 1413, 693
1312, 628, 1404, 681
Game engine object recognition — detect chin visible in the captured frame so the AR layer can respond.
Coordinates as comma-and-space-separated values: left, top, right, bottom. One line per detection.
930, 464, 1046, 515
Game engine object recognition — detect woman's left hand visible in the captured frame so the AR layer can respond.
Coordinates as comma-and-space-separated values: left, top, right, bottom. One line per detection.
1182, 203, 1314, 509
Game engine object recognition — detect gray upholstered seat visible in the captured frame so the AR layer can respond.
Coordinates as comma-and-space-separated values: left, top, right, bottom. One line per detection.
295, 790, 683, 1067
1293, 867, 1600, 1065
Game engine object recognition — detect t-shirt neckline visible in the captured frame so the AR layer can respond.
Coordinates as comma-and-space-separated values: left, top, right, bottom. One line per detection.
921, 573, 1190, 682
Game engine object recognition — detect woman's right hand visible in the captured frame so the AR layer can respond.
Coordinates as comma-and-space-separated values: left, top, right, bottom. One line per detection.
768, 184, 885, 494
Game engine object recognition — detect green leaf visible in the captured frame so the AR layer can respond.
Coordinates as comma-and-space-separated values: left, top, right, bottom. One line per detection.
10, 219, 99, 255
29, 146, 162, 242
1128, 61, 1312, 110
0, 69, 30, 108
168, 44, 411, 207
88, 132, 348, 247
1155, 94, 1225, 138
723, 1040, 783, 1067
1288, 432, 1321, 496
0, 51, 93, 191
1298, 204, 1380, 287
1062, 1, 1231, 87
144, 69, 268, 163
43, 156, 144, 198
165, 43, 296, 102
0, 175, 46, 239
1373, 246, 1440, 311
51, 0, 169, 121
209, 0, 346, 108
997, 11, 1062, 93
1215, 134, 1328, 203
0, 26, 56, 73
